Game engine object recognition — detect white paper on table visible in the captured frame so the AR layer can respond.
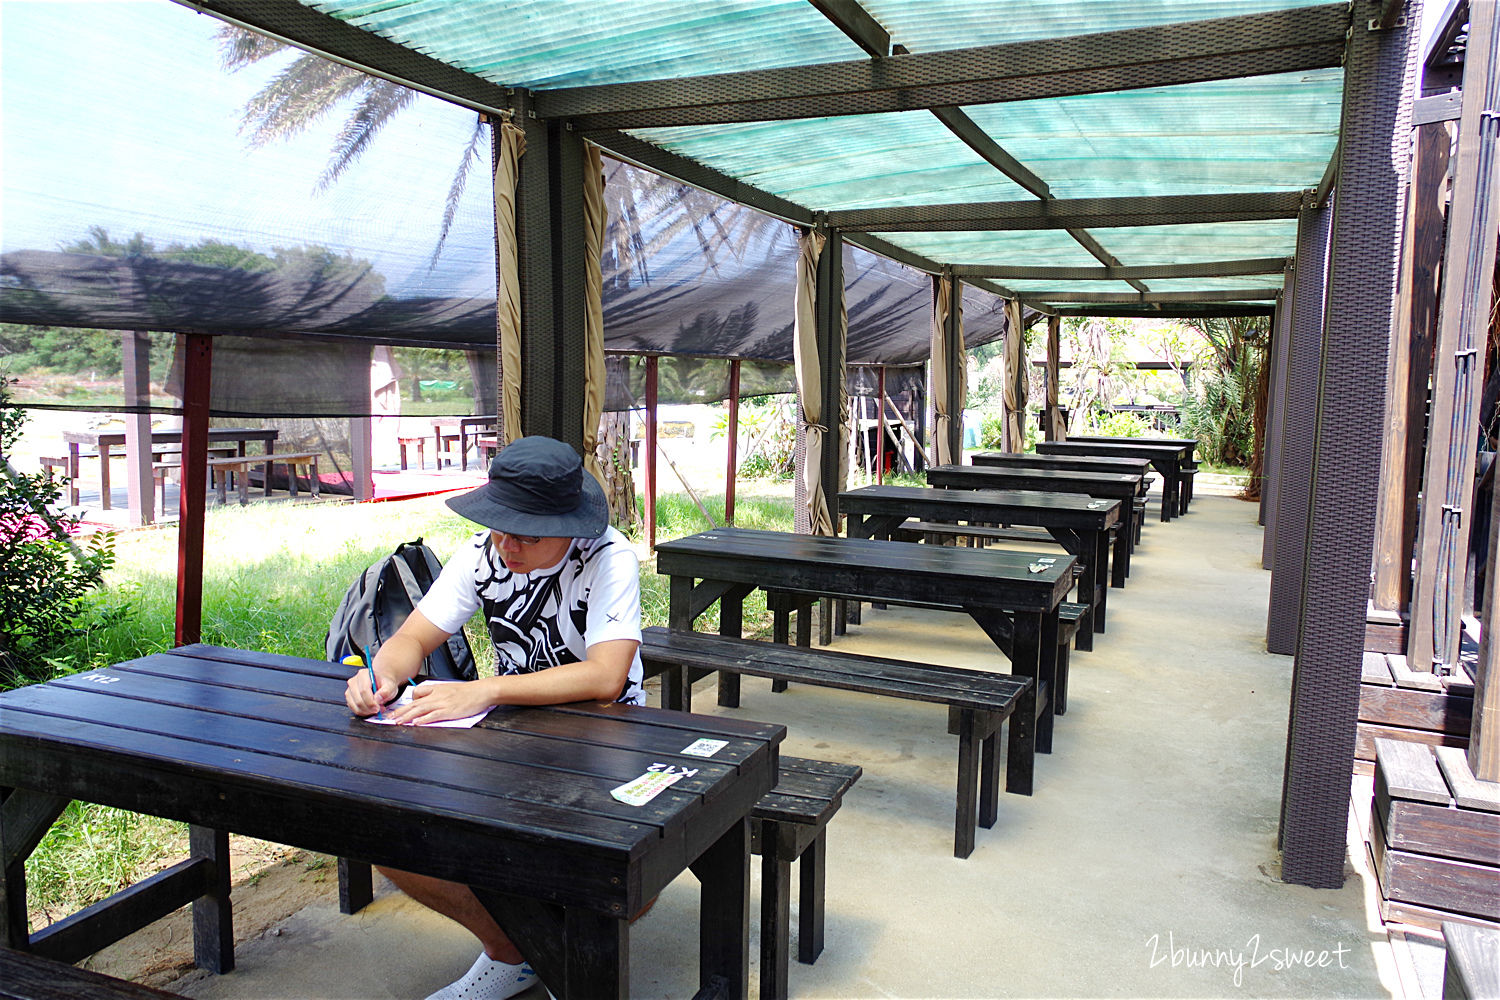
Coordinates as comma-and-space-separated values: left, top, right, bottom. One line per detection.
363, 680, 490, 729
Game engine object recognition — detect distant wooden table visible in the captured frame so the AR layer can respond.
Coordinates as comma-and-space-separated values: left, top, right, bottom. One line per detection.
925, 463, 1144, 580
971, 450, 1153, 481
61, 428, 279, 510
839, 483, 1121, 647
1037, 438, 1197, 519
432, 416, 498, 471
0, 644, 782, 1000
654, 527, 1075, 797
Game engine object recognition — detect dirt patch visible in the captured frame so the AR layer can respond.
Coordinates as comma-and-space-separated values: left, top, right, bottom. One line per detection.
67, 838, 338, 990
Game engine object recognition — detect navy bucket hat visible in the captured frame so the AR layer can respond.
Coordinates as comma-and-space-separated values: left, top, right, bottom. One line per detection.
446, 436, 608, 539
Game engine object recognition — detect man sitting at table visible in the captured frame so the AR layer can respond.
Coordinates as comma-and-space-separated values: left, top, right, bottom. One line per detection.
345, 434, 644, 1000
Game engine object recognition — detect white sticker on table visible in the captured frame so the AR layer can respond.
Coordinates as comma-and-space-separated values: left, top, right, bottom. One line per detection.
611, 768, 686, 806
680, 738, 729, 758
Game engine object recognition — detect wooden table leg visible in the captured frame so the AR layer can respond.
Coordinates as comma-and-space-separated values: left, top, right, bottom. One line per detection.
98, 444, 113, 510
189, 825, 234, 974
1113, 505, 1131, 586
690, 817, 751, 1000
66, 444, 81, 506
718, 587, 745, 708
1093, 527, 1111, 631
1, 788, 69, 949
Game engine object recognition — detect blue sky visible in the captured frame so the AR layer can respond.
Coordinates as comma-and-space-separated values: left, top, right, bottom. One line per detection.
1, 0, 498, 298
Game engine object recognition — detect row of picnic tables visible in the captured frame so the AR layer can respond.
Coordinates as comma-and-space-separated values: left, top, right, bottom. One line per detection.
0, 437, 1192, 998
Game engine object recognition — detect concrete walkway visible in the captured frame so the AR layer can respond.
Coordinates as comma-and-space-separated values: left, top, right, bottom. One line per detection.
161, 494, 1401, 999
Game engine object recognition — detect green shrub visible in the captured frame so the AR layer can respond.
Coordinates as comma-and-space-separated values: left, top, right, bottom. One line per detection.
0, 378, 119, 689
1093, 411, 1152, 438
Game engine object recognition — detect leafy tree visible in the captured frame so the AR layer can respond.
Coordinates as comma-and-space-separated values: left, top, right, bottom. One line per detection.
0, 377, 118, 688
0, 324, 124, 377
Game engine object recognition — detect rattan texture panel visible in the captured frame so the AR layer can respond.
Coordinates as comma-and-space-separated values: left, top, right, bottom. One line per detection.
1281, 0, 1420, 889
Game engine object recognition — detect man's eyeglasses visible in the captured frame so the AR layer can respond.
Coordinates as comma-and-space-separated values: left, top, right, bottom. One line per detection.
496, 531, 543, 546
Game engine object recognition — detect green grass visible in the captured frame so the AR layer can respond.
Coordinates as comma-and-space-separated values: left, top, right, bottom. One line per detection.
25, 485, 798, 924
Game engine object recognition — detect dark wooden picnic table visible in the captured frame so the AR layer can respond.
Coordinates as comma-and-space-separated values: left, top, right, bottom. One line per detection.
653, 527, 1075, 798
0, 644, 783, 1000
925, 463, 1143, 581
1036, 438, 1197, 519
971, 450, 1154, 480
839, 483, 1120, 648
61, 427, 280, 509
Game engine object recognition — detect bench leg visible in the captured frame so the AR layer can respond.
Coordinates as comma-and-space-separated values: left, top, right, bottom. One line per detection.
189, 825, 234, 974
954, 709, 979, 859
759, 823, 792, 1000
310, 458, 320, 498
979, 726, 1002, 829
1055, 643, 1071, 717
797, 833, 826, 965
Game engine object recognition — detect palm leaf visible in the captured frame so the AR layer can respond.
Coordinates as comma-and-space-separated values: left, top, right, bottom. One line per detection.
316, 81, 417, 191
427, 115, 490, 269
241, 57, 369, 146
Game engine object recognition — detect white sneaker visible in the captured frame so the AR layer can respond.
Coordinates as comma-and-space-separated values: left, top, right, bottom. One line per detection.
424, 953, 539, 1000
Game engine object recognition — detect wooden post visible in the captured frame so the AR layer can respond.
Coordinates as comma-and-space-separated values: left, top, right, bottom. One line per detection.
349, 417, 374, 501
1371, 120, 1452, 610
121, 330, 153, 526
645, 355, 658, 552
725, 359, 740, 525
1045, 315, 1062, 442
877, 366, 886, 485
1408, 1, 1500, 671
175, 334, 212, 647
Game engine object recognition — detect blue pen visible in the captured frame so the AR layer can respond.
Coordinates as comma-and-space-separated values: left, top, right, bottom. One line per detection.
365, 645, 382, 719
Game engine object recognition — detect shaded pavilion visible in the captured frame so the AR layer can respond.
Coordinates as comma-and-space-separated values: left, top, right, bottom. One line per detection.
3, 0, 1495, 920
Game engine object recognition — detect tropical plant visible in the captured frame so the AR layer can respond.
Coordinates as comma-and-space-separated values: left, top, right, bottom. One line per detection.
1094, 411, 1152, 438
1179, 317, 1269, 492
1180, 338, 1264, 468
0, 377, 118, 689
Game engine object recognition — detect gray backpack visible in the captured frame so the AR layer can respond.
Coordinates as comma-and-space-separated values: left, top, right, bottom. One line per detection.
324, 538, 476, 681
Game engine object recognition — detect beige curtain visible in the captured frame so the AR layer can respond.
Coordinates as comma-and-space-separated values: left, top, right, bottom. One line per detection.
581, 142, 607, 491
1004, 298, 1028, 452
931, 276, 953, 466
1045, 314, 1067, 440
794, 229, 834, 536
493, 119, 525, 445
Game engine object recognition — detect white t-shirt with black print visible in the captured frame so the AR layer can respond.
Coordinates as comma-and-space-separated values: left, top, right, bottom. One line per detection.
417, 526, 645, 705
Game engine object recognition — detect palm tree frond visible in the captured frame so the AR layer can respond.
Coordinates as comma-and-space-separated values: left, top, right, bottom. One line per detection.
428, 116, 490, 270
240, 58, 369, 146
315, 82, 417, 191
216, 24, 286, 71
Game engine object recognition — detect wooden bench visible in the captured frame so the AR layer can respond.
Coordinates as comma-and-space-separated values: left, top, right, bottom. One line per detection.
1442, 921, 1500, 999
396, 435, 426, 470
770, 565, 1089, 685
206, 452, 321, 504
752, 756, 861, 1000
1178, 460, 1199, 514
638, 626, 1035, 858
0, 946, 183, 999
